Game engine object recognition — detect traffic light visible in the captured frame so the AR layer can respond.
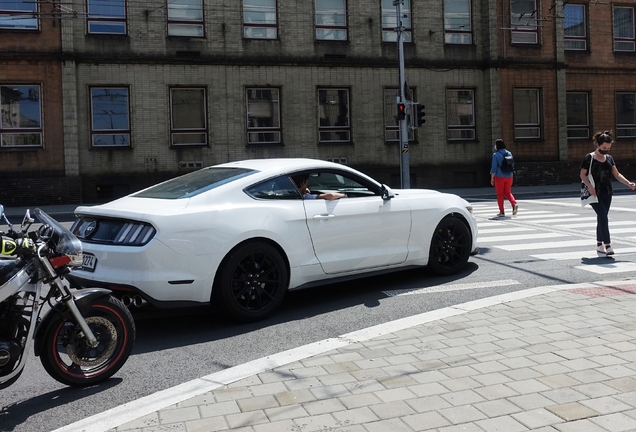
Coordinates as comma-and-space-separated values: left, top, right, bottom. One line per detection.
415, 103, 425, 127
397, 103, 406, 121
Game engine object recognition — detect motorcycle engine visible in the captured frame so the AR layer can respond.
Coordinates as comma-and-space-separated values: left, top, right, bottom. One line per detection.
0, 340, 21, 376
0, 299, 27, 377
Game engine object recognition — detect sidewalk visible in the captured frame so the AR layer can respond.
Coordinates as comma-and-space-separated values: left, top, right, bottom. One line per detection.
55, 280, 636, 432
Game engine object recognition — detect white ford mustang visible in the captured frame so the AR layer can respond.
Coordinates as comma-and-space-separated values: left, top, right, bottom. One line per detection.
69, 158, 478, 321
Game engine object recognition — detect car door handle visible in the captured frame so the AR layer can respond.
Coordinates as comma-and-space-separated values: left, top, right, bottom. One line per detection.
313, 214, 335, 219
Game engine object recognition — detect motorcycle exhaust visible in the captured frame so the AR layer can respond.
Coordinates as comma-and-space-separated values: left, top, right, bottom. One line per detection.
132, 295, 147, 308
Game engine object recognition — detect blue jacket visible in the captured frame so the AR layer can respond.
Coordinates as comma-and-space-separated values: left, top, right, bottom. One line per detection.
491, 149, 514, 178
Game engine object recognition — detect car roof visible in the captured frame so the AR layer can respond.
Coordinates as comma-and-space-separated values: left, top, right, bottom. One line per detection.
215, 158, 345, 172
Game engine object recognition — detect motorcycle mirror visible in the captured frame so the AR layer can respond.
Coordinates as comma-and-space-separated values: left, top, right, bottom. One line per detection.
21, 209, 34, 231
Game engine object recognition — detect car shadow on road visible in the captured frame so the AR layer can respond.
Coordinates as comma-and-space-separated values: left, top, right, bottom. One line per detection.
130, 263, 479, 355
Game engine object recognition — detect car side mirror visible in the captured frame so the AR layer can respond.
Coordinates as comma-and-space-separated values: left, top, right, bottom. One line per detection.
381, 184, 395, 200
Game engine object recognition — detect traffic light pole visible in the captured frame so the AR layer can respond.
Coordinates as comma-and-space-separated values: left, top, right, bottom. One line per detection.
395, 0, 410, 189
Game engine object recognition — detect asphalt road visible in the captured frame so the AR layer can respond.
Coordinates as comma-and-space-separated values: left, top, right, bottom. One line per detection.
3, 194, 636, 432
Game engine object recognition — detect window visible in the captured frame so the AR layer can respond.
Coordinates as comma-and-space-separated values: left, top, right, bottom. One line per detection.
0, 85, 42, 148
170, 88, 207, 146
566, 92, 589, 139
564, 4, 586, 50
446, 89, 475, 140
616, 92, 636, 138
513, 88, 540, 138
245, 176, 300, 200
246, 88, 281, 144
381, 0, 411, 42
87, 0, 126, 35
0, 0, 37, 30
90, 87, 131, 147
444, 0, 472, 44
384, 88, 414, 142
614, 6, 635, 52
510, 0, 538, 44
318, 88, 350, 143
243, 0, 277, 39
168, 0, 204, 37
315, 0, 347, 40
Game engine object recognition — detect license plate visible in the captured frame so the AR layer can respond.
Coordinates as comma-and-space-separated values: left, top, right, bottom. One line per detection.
82, 253, 97, 272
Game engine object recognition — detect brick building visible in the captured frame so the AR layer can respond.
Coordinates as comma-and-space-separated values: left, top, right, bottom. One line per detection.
3, 0, 636, 204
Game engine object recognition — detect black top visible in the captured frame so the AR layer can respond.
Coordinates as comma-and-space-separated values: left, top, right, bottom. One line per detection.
581, 153, 615, 196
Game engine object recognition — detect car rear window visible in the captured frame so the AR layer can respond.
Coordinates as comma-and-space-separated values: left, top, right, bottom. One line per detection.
133, 167, 256, 199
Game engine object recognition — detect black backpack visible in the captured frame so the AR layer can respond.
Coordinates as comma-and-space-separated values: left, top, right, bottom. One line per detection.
499, 150, 515, 173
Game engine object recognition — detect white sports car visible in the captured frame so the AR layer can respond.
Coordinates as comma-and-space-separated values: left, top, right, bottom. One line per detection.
69, 158, 478, 322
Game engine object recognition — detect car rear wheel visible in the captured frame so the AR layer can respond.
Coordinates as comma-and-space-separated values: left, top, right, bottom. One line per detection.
428, 215, 471, 276
216, 241, 288, 322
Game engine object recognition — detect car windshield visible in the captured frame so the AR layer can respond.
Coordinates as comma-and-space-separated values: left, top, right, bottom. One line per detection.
133, 167, 256, 199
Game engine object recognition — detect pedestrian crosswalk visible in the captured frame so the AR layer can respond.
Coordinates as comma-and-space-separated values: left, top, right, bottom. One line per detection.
472, 202, 636, 276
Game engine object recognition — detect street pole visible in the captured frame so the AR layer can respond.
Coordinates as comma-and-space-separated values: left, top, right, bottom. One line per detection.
395, 0, 410, 189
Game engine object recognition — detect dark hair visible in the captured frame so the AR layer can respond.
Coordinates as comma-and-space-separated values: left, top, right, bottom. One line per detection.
495, 139, 506, 150
291, 174, 308, 187
594, 130, 613, 146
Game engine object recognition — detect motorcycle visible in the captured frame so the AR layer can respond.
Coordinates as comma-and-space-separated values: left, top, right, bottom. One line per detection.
0, 205, 135, 388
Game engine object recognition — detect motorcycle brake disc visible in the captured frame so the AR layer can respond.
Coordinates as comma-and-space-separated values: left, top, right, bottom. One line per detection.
66, 316, 117, 367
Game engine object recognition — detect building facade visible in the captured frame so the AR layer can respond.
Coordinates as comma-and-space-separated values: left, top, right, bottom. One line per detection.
3, 0, 636, 204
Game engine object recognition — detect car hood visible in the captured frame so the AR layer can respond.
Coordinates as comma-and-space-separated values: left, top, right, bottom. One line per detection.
75, 196, 190, 220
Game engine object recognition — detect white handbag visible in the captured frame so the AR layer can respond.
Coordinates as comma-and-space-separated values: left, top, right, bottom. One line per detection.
581, 153, 597, 207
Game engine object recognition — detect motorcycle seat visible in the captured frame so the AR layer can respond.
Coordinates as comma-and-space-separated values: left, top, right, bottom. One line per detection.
0, 259, 20, 286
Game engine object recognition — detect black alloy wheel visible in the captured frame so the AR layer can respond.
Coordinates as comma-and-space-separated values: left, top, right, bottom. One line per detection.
428, 215, 472, 276
216, 241, 288, 322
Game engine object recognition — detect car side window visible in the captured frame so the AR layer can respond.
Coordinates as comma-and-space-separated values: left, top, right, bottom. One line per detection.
306, 171, 378, 197
245, 176, 302, 200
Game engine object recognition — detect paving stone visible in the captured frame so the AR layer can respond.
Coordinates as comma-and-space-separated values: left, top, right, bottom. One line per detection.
402, 411, 451, 431
546, 402, 599, 421
405, 395, 453, 413
580, 396, 633, 414
368, 400, 417, 419
474, 415, 528, 432
364, 417, 416, 432
263, 404, 308, 422
158, 406, 201, 424
438, 405, 488, 424
185, 416, 230, 432
339, 392, 383, 409
237, 395, 279, 412
512, 408, 564, 429
332, 406, 380, 425
473, 398, 522, 417
589, 412, 636, 431
274, 388, 316, 406
303, 398, 347, 416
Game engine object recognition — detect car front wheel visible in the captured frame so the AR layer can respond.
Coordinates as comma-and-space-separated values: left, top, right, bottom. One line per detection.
215, 241, 288, 322
428, 215, 472, 276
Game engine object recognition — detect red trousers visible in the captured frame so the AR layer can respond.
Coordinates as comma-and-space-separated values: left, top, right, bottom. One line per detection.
494, 176, 517, 213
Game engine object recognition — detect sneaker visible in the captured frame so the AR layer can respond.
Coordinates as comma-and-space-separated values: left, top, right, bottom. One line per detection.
605, 246, 615, 256
496, 213, 505, 218
513, 204, 519, 215
596, 245, 605, 254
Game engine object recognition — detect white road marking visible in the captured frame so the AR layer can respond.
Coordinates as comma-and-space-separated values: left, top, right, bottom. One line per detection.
495, 239, 592, 251
531, 217, 597, 224
531, 247, 636, 261
479, 233, 567, 242
576, 262, 636, 274
478, 227, 537, 234
513, 213, 578, 220
552, 221, 636, 229
382, 279, 521, 297
585, 227, 636, 235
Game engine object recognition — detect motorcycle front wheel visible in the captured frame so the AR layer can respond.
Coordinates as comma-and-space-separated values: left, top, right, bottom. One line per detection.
40, 296, 135, 387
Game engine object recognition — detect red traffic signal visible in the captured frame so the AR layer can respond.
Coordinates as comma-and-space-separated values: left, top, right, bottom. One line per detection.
397, 103, 406, 121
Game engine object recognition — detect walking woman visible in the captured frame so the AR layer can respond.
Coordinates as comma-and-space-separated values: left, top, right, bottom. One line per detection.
490, 139, 518, 218
580, 130, 636, 255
